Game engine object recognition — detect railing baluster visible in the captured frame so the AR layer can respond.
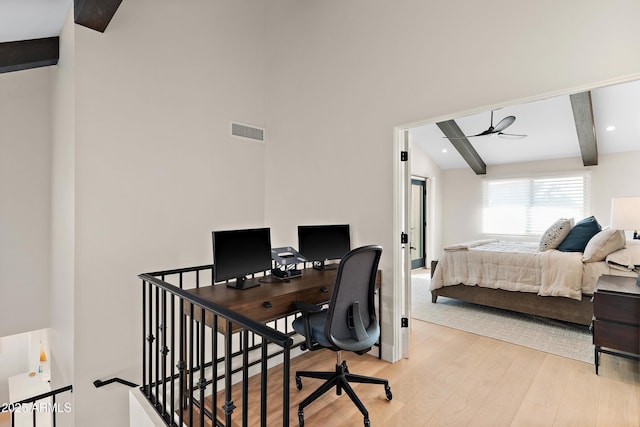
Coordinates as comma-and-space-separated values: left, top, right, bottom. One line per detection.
199, 307, 206, 427
161, 289, 168, 422
283, 345, 290, 427
178, 297, 185, 426
242, 329, 249, 426
142, 280, 147, 397
261, 337, 268, 427
212, 314, 219, 424
147, 281, 154, 401
224, 321, 235, 426
155, 285, 160, 406
170, 292, 175, 425
188, 303, 195, 426
53, 393, 57, 427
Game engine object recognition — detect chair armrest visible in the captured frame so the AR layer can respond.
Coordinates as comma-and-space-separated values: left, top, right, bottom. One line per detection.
293, 301, 322, 314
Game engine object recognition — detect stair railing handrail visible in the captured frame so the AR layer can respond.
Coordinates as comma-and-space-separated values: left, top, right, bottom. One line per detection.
138, 273, 293, 347
0, 385, 73, 410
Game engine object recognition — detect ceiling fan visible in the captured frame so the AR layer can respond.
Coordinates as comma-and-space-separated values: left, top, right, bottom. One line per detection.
445, 111, 527, 139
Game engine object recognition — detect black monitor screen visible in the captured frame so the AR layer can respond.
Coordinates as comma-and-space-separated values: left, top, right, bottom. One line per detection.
298, 224, 350, 263
212, 228, 272, 288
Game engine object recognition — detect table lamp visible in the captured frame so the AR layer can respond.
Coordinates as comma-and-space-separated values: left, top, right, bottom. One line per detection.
611, 196, 640, 286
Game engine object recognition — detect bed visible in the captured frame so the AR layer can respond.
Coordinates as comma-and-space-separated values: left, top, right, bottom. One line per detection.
430, 232, 639, 326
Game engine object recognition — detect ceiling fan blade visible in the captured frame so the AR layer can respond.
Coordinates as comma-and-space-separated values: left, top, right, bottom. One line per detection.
492, 115, 516, 132
442, 134, 483, 139
475, 128, 496, 136
498, 132, 527, 139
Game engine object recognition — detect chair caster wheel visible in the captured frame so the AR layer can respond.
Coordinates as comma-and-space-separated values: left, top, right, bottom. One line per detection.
364, 417, 370, 426
385, 385, 393, 400
295, 376, 302, 390
298, 409, 304, 426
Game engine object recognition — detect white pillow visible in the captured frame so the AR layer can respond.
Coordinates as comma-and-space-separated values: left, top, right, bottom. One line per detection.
583, 228, 626, 262
539, 218, 573, 251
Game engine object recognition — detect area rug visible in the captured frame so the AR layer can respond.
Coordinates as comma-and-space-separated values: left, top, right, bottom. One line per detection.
412, 275, 594, 364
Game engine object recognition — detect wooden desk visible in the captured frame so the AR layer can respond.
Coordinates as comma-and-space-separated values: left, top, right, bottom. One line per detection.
184, 267, 381, 334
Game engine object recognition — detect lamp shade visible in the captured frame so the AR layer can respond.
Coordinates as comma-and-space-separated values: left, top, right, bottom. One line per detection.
610, 197, 640, 230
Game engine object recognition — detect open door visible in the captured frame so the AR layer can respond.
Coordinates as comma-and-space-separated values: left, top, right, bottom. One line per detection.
410, 178, 426, 270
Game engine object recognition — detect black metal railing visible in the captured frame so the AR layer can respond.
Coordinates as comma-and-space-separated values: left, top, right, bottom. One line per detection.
93, 377, 139, 388
139, 265, 294, 427
0, 384, 73, 427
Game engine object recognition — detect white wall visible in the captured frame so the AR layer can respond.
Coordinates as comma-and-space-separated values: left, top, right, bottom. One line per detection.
439, 151, 640, 246
263, 0, 640, 360
49, 8, 76, 392
68, 1, 268, 425
0, 68, 52, 337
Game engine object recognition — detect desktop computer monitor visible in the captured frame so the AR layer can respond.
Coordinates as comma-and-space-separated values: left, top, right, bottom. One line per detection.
297, 224, 350, 270
212, 227, 272, 289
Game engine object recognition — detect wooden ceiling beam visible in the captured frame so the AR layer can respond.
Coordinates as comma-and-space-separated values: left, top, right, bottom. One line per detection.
570, 91, 598, 166
75, 0, 124, 33
0, 37, 59, 74
0, 1, 123, 74
436, 120, 487, 175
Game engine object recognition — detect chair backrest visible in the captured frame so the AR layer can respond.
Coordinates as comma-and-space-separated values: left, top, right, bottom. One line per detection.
324, 245, 382, 353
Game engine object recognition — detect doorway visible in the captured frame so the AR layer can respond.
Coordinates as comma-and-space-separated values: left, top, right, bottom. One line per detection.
410, 178, 426, 270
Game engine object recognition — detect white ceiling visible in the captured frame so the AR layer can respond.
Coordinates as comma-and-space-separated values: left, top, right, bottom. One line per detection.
0, 0, 71, 43
410, 79, 640, 170
3, 1, 640, 173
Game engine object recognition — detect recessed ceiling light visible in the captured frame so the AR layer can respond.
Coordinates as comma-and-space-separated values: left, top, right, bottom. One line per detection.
606, 125, 616, 131
442, 148, 448, 153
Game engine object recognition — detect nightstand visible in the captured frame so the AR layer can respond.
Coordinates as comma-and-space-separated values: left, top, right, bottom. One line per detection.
592, 274, 640, 374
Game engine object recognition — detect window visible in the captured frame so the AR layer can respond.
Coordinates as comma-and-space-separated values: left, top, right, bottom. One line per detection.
482, 173, 589, 235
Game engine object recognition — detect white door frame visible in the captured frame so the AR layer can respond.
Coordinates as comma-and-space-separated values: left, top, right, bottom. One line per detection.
392, 127, 412, 360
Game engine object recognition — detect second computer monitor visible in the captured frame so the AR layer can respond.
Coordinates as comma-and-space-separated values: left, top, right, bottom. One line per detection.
298, 224, 350, 270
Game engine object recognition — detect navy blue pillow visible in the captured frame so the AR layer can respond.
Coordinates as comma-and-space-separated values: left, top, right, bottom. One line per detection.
557, 216, 602, 252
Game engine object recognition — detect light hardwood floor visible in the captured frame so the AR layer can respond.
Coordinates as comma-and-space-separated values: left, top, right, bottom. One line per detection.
219, 318, 639, 426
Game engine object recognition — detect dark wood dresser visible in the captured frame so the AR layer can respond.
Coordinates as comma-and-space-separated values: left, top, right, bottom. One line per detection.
592, 274, 640, 374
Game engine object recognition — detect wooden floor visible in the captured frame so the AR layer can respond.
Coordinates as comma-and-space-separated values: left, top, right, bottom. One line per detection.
211, 319, 639, 427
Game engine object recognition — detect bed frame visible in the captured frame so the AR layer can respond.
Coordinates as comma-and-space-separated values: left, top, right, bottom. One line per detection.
430, 285, 593, 326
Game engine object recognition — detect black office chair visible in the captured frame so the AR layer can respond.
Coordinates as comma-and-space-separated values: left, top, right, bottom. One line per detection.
292, 245, 392, 427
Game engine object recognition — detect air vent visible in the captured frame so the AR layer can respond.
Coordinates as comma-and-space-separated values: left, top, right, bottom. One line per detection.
231, 122, 265, 142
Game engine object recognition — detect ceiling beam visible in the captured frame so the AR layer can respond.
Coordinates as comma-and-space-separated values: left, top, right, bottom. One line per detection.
75, 0, 124, 33
570, 91, 598, 166
436, 120, 487, 175
0, 37, 59, 74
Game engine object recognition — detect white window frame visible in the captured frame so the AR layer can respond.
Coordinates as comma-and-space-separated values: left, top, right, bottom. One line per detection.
482, 172, 591, 236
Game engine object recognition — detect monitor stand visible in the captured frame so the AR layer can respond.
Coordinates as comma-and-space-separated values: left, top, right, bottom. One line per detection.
226, 276, 261, 290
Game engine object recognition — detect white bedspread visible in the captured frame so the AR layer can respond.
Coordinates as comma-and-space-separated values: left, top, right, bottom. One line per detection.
431, 240, 585, 300
539, 250, 584, 299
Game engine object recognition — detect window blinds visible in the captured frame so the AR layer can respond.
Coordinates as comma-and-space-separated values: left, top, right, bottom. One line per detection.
482, 174, 588, 235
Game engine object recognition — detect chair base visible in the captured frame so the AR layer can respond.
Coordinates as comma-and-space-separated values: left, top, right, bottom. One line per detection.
295, 353, 392, 427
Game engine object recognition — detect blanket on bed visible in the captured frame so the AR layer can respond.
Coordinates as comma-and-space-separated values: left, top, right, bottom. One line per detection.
431, 240, 585, 300
605, 244, 640, 272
